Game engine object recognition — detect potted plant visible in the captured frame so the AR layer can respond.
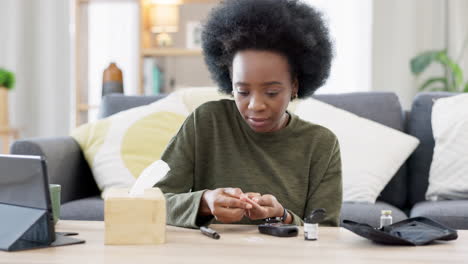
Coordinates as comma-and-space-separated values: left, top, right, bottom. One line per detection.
410, 37, 468, 93
0, 68, 15, 128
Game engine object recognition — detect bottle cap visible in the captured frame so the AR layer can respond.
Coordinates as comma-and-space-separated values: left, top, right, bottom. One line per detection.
305, 208, 327, 224
381, 210, 392, 215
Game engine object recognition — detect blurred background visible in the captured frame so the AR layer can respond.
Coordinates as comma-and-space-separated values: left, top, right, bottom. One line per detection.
0, 0, 467, 150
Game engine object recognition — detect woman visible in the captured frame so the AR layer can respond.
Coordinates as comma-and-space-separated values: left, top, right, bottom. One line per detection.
155, 0, 342, 228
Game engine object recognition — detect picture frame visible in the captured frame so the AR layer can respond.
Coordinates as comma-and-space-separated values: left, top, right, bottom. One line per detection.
186, 21, 203, 49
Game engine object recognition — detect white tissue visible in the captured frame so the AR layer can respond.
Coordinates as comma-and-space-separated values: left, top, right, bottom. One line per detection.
128, 160, 170, 197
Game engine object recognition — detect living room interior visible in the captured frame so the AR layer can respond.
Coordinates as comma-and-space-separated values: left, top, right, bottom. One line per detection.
0, 0, 468, 260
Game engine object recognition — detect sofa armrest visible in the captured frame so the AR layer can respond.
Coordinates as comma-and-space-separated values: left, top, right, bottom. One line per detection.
11, 136, 100, 203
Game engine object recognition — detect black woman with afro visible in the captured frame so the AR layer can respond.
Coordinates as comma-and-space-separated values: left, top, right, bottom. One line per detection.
155, 0, 342, 227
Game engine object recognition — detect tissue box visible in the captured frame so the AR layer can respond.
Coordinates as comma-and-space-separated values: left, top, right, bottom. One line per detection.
104, 187, 166, 245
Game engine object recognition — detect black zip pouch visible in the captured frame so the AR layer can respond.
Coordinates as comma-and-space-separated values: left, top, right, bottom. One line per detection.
342, 217, 458, 246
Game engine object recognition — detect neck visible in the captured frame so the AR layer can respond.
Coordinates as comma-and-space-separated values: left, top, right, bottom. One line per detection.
280, 112, 289, 129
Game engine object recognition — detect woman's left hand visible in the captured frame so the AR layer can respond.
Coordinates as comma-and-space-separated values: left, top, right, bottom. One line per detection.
241, 194, 284, 221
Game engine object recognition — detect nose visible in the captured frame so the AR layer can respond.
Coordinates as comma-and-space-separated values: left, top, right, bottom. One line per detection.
248, 94, 266, 112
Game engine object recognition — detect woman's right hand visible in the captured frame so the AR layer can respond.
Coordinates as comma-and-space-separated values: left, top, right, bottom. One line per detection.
199, 188, 253, 223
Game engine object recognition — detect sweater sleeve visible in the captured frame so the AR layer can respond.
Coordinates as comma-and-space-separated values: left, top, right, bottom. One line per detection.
304, 137, 343, 226
289, 210, 305, 226
154, 113, 210, 228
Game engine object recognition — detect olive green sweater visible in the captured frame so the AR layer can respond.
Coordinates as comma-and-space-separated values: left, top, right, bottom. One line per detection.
155, 99, 342, 228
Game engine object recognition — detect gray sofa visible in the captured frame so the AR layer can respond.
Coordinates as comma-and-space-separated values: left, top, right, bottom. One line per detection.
11, 91, 468, 229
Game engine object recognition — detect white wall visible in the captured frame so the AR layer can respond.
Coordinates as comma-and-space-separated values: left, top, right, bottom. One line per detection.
372, 0, 446, 109
447, 0, 468, 79
0, 0, 27, 151
373, 0, 468, 109
0, 0, 71, 143
305, 0, 373, 94
309, 0, 467, 109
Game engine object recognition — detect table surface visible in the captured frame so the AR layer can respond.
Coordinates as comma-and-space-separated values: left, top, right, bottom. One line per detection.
1, 221, 467, 264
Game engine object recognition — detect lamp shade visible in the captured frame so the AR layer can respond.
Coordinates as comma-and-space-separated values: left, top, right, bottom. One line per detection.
151, 3, 179, 33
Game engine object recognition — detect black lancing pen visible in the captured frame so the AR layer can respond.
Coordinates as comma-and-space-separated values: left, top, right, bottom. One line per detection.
200, 226, 220, 239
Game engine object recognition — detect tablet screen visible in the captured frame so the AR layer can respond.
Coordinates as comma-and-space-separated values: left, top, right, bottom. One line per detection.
0, 155, 50, 210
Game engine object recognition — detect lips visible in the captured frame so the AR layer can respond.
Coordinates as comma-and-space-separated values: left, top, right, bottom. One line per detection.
247, 117, 270, 128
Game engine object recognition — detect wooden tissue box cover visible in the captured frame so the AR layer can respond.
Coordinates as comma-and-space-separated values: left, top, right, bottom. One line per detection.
104, 187, 166, 245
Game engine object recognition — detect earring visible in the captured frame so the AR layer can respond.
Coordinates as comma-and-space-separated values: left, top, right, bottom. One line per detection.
291, 94, 298, 100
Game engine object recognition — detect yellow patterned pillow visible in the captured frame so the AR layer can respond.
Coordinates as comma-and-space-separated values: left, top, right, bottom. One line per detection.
72, 92, 190, 197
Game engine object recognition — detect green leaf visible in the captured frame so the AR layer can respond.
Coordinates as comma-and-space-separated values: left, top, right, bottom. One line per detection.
5, 72, 15, 89
418, 77, 448, 91
464, 82, 468, 93
0, 72, 6, 86
0, 68, 15, 90
410, 50, 442, 75
436, 52, 464, 91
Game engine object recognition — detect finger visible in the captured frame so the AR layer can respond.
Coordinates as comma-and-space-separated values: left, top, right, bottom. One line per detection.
218, 195, 252, 210
245, 206, 268, 220
215, 206, 245, 216
245, 192, 261, 199
223, 187, 244, 198
256, 195, 276, 207
245, 198, 264, 211
245, 210, 251, 218
214, 207, 245, 223
239, 194, 259, 206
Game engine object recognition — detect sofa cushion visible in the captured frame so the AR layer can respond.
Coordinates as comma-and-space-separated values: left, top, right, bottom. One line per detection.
407, 92, 458, 206
72, 92, 190, 197
410, 200, 468, 230
99, 94, 167, 118
426, 94, 468, 201
61, 196, 104, 221
295, 98, 418, 203
314, 92, 408, 208
340, 201, 407, 228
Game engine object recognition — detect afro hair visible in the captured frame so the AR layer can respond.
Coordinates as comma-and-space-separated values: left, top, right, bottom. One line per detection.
201, 0, 333, 98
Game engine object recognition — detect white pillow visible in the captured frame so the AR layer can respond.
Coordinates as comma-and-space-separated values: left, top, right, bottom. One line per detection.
426, 94, 468, 201
295, 98, 419, 203
72, 92, 190, 198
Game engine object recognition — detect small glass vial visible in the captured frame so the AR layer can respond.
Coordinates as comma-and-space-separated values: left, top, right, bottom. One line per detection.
304, 220, 318, 241
379, 210, 393, 229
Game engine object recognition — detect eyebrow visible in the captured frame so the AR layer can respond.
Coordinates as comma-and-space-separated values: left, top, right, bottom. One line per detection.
261, 81, 283, 86
234, 82, 250, 87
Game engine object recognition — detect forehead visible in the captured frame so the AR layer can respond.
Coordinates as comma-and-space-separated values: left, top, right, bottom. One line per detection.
232, 50, 291, 83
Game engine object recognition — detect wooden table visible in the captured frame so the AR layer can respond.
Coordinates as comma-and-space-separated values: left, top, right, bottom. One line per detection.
1, 221, 467, 264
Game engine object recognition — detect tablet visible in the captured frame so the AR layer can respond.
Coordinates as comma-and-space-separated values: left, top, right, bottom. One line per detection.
0, 154, 84, 251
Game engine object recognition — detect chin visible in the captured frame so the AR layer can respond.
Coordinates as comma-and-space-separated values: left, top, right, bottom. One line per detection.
247, 121, 274, 133
250, 126, 271, 133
